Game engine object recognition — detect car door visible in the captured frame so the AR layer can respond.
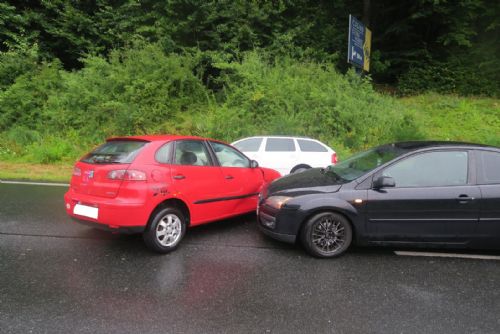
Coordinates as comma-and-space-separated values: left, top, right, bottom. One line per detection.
168, 139, 228, 225
366, 150, 480, 243
208, 141, 263, 214
475, 149, 500, 247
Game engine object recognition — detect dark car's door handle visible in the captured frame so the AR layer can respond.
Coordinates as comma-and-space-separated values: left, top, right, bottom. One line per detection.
457, 194, 474, 203
173, 174, 186, 180
225, 175, 234, 180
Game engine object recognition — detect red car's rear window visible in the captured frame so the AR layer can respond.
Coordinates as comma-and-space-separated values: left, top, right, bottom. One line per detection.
81, 140, 148, 164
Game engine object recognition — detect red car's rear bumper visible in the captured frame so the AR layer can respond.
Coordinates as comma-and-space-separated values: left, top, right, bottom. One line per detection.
64, 188, 149, 233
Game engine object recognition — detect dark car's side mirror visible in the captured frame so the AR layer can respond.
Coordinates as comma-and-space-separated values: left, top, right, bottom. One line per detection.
250, 160, 259, 168
373, 176, 395, 189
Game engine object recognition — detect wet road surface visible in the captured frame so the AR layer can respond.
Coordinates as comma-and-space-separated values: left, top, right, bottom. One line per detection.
1, 183, 500, 333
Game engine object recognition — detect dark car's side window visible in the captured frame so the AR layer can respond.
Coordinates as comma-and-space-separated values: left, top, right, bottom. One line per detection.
173, 140, 211, 166
382, 151, 468, 188
210, 141, 250, 168
477, 151, 500, 184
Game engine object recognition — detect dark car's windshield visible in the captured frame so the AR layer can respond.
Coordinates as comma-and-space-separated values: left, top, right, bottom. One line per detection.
81, 140, 148, 164
327, 145, 407, 181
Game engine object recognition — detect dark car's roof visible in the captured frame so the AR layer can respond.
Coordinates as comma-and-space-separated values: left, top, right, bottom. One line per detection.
384, 141, 497, 151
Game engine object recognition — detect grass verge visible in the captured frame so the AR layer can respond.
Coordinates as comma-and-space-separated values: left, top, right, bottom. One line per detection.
0, 161, 72, 183
400, 94, 500, 146
0, 93, 498, 182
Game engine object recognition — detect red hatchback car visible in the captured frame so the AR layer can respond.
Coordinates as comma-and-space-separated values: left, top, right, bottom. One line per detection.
64, 135, 281, 253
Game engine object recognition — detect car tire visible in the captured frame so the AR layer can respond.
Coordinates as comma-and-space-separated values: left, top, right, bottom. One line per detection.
143, 207, 186, 254
301, 212, 352, 258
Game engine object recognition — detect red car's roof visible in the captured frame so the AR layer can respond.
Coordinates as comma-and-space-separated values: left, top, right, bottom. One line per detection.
107, 134, 220, 142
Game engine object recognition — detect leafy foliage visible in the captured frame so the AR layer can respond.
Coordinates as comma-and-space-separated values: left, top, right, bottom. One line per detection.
398, 60, 500, 97
400, 94, 500, 147
1, 0, 497, 95
194, 52, 422, 149
0, 44, 427, 163
0, 42, 39, 90
0, 2, 498, 165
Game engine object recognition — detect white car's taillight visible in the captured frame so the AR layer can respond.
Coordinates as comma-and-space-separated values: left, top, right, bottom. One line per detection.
108, 169, 147, 181
331, 153, 338, 164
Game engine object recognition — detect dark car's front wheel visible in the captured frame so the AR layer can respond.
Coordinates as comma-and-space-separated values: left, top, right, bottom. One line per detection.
143, 207, 186, 254
301, 212, 352, 258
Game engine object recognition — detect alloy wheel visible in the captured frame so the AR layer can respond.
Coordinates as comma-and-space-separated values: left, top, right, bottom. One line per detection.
155, 214, 182, 247
311, 216, 346, 253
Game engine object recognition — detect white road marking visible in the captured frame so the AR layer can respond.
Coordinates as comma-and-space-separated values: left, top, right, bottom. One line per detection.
395, 251, 500, 261
0, 180, 69, 187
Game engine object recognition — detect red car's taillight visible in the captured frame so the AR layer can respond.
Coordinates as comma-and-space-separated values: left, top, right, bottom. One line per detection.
73, 167, 82, 176
331, 153, 338, 164
107, 169, 147, 181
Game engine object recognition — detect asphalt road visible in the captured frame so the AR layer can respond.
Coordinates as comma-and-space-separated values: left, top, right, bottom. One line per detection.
1, 182, 500, 334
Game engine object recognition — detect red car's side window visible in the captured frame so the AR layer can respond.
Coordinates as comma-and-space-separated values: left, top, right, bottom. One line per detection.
155, 142, 174, 164
173, 140, 213, 166
209, 141, 250, 168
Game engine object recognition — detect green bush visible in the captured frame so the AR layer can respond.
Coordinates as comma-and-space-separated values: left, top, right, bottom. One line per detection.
398, 60, 499, 97
197, 52, 423, 150
0, 43, 210, 159
25, 136, 82, 164
401, 94, 500, 147
0, 44, 497, 165
40, 42, 209, 139
5, 125, 40, 146
0, 43, 40, 91
0, 59, 63, 132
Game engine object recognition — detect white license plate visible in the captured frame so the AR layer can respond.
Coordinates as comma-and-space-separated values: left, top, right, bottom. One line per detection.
73, 204, 98, 219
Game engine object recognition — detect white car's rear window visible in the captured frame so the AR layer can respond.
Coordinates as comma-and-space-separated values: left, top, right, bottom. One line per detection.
297, 139, 328, 152
265, 138, 295, 152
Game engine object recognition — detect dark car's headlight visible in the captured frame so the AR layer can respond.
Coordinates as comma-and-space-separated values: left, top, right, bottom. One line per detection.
264, 196, 293, 209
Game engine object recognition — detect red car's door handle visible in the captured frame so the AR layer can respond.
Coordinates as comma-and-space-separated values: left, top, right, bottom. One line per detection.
173, 174, 186, 180
225, 175, 234, 180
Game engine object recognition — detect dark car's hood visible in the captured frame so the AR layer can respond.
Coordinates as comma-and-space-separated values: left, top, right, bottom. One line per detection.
267, 168, 345, 196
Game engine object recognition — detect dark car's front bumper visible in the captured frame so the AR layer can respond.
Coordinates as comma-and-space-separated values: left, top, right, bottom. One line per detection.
257, 203, 303, 244
258, 224, 296, 243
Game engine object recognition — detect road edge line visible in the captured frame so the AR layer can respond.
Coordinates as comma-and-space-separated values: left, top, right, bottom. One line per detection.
395, 250, 500, 261
0, 180, 69, 187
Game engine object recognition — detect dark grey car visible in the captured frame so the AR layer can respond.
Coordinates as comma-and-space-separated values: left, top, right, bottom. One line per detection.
257, 141, 500, 258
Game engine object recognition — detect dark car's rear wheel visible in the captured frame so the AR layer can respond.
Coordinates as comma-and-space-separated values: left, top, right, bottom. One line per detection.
143, 207, 186, 254
301, 212, 352, 258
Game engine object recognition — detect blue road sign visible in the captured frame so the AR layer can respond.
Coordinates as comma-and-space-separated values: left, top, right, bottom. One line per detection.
348, 15, 371, 71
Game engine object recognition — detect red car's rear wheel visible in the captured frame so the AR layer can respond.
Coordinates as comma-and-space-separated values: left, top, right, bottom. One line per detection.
143, 207, 186, 253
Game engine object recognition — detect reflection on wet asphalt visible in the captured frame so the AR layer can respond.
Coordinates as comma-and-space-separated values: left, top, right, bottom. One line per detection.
1, 183, 500, 334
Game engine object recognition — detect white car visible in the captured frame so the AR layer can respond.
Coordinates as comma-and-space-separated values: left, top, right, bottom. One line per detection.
232, 136, 337, 175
